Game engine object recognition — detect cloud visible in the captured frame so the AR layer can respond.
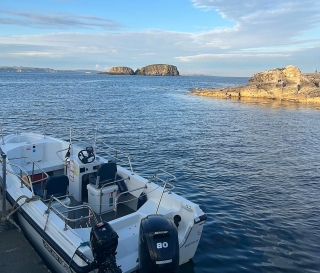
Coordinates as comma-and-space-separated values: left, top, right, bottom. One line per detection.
0, 1, 319, 75
180, 1, 320, 70
0, 9, 123, 30
7, 52, 57, 57
0, 25, 318, 75
191, 0, 320, 36
139, 53, 156, 56
176, 52, 290, 62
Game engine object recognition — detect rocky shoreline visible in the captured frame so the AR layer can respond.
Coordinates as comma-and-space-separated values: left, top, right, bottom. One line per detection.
190, 65, 320, 103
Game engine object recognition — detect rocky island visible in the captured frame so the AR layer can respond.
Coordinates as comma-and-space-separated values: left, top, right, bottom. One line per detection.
99, 64, 179, 76
135, 64, 179, 76
108, 66, 135, 75
191, 65, 320, 103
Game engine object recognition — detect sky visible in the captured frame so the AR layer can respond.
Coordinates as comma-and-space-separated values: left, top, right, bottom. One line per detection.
0, 0, 320, 76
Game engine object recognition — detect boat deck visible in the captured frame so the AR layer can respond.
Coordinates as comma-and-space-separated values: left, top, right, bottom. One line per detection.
52, 193, 137, 229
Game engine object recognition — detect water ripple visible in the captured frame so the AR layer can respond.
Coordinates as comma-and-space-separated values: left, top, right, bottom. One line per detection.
0, 73, 319, 273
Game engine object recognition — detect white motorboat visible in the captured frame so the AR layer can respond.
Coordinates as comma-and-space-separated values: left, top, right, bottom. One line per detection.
0, 125, 206, 273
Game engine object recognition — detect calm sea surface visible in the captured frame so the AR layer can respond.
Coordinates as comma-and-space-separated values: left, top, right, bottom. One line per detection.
1, 73, 320, 273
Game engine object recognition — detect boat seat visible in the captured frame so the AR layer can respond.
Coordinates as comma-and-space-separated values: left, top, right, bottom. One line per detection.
90, 162, 117, 188
35, 175, 69, 200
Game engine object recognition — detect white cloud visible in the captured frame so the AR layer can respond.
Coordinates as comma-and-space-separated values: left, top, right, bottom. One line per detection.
176, 52, 290, 62
0, 9, 123, 30
0, 1, 319, 75
139, 53, 156, 56
191, 0, 320, 35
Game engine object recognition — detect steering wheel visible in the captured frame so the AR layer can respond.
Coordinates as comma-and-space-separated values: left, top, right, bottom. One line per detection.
78, 146, 95, 164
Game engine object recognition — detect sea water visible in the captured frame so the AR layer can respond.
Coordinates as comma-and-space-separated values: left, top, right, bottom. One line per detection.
0, 73, 319, 273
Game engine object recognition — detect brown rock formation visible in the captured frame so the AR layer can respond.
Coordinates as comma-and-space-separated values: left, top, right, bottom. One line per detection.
109, 67, 135, 75
249, 65, 313, 87
191, 65, 320, 103
135, 64, 179, 76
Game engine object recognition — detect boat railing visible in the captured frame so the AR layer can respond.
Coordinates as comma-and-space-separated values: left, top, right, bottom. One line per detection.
0, 115, 89, 145
1, 117, 134, 172
94, 140, 134, 173
52, 129, 134, 173
0, 116, 48, 143
45, 195, 98, 231
90, 177, 132, 215
4, 156, 49, 196
0, 147, 7, 219
147, 169, 176, 193
146, 169, 176, 214
55, 147, 71, 163
114, 185, 147, 219
112, 170, 175, 218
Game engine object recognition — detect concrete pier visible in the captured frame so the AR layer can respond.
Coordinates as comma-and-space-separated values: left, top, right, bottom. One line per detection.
0, 193, 50, 273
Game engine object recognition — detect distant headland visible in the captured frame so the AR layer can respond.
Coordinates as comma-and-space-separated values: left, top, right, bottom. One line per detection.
0, 64, 180, 76
99, 64, 179, 76
0, 66, 99, 74
190, 65, 320, 104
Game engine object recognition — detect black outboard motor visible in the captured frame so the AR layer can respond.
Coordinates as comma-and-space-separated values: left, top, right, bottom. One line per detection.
90, 221, 122, 273
139, 214, 179, 273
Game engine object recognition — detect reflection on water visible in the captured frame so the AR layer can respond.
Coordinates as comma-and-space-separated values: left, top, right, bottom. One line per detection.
205, 96, 320, 111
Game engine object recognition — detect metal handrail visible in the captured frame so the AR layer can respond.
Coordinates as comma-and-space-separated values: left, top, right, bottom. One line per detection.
112, 169, 176, 218
147, 169, 176, 193
96, 177, 130, 215
1, 116, 134, 172
156, 179, 171, 214
0, 147, 7, 219
114, 185, 147, 219
95, 140, 134, 173
55, 147, 70, 162
45, 195, 99, 231
6, 156, 49, 194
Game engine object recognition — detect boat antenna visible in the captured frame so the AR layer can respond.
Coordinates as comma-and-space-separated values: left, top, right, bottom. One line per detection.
94, 124, 97, 150
41, 118, 46, 139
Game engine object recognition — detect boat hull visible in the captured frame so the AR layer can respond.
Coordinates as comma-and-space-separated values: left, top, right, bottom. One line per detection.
6, 193, 91, 273
1, 132, 206, 273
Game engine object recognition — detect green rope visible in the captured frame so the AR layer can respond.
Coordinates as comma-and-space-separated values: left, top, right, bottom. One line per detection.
68, 241, 91, 272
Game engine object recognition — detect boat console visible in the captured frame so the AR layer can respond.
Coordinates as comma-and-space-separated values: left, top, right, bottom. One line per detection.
67, 149, 128, 215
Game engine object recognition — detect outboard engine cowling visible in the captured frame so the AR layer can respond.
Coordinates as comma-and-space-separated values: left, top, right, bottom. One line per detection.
90, 221, 122, 273
139, 214, 179, 273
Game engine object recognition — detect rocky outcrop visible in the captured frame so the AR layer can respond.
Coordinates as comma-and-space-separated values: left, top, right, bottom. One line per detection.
135, 64, 179, 76
190, 65, 320, 103
249, 65, 313, 87
108, 67, 135, 75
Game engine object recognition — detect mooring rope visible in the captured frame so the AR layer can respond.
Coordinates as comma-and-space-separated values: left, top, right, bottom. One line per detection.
5, 195, 40, 231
